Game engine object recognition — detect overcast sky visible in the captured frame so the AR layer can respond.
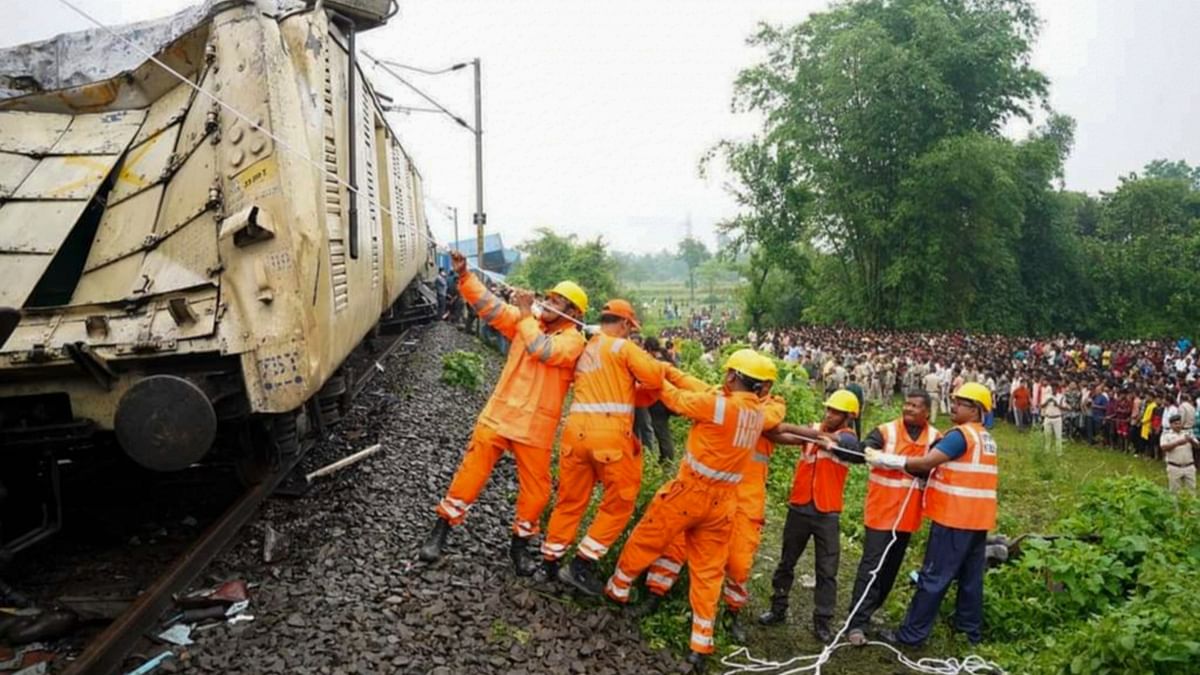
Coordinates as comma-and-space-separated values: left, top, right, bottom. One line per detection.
5, 0, 1198, 253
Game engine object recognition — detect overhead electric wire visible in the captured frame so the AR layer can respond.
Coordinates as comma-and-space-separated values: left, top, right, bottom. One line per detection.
361, 51, 475, 132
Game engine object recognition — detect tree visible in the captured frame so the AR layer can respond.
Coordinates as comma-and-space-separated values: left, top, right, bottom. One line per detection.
1084, 175, 1200, 336
676, 236, 711, 303
703, 137, 811, 330
1141, 159, 1200, 190
507, 228, 619, 318
730, 0, 1050, 327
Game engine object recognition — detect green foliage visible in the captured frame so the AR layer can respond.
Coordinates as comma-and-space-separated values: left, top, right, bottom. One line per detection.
441, 350, 485, 391
507, 228, 620, 320
982, 477, 1200, 673
676, 236, 712, 303
710, 0, 1199, 337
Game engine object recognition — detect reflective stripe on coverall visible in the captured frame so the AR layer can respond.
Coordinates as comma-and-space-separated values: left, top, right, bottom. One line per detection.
645, 395, 787, 611
605, 380, 765, 654
541, 334, 673, 562
435, 272, 586, 537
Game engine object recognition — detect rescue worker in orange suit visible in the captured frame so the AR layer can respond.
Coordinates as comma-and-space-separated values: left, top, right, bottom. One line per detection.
535, 299, 680, 595
869, 383, 997, 647
604, 350, 773, 673
635, 386, 787, 646
844, 390, 940, 647
758, 389, 863, 643
419, 250, 587, 576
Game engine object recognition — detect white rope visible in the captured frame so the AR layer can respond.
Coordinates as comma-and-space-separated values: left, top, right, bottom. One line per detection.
719, 469, 1007, 675
53, 0, 401, 223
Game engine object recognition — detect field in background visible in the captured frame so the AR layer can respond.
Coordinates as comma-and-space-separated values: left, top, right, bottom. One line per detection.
624, 280, 743, 336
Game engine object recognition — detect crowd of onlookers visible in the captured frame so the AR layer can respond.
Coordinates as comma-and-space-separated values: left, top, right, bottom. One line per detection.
660, 323, 1199, 463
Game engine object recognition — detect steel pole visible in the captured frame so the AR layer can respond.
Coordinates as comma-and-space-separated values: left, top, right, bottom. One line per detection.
452, 206, 459, 250
472, 58, 485, 271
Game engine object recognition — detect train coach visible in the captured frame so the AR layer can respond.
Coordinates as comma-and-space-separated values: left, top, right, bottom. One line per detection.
0, 0, 436, 557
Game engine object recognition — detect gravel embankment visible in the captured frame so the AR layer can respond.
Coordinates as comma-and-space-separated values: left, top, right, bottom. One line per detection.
181, 322, 680, 674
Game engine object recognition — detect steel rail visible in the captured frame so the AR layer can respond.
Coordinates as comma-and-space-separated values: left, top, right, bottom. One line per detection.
61, 456, 294, 675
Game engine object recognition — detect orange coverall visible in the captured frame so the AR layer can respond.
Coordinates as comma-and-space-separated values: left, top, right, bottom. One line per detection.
435, 273, 586, 538
645, 395, 787, 611
541, 334, 676, 562
605, 380, 766, 654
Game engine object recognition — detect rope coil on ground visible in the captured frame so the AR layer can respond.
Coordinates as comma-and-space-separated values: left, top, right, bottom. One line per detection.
719, 457, 1008, 675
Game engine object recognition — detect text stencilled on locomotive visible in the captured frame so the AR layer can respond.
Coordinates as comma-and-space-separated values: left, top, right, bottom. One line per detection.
256, 348, 303, 392
236, 157, 277, 192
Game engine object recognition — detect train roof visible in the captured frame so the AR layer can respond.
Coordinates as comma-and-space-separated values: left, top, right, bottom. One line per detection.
0, 1, 308, 102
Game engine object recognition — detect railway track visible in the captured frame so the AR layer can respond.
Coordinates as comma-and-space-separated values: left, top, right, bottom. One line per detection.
44, 324, 423, 675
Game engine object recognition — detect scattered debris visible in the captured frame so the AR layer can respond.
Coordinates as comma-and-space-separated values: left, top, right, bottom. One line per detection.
0, 644, 47, 671
13, 661, 48, 675
304, 444, 382, 483
800, 574, 816, 589
0, 608, 77, 644
124, 650, 174, 675
176, 580, 248, 609
156, 623, 194, 646
262, 525, 287, 564
57, 596, 133, 621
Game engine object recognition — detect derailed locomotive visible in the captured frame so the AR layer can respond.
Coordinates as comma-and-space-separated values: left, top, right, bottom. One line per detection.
0, 0, 436, 555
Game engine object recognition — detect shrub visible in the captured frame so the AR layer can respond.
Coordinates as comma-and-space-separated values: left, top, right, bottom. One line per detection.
441, 350, 485, 391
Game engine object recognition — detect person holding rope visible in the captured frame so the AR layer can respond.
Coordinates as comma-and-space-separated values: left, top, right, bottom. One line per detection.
866, 382, 998, 647
844, 390, 940, 646
629, 388, 788, 646
758, 390, 863, 644
418, 251, 588, 576
604, 350, 773, 672
534, 299, 681, 594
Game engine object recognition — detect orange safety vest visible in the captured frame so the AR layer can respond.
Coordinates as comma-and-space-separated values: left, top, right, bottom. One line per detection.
562, 333, 671, 457
864, 419, 939, 532
924, 422, 998, 531
460, 273, 586, 449
788, 423, 855, 513
658, 385, 765, 489
736, 395, 787, 523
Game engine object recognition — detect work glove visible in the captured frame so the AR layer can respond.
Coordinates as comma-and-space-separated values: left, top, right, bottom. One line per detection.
865, 448, 907, 471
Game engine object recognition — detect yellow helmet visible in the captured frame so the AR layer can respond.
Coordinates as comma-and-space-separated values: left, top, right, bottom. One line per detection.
757, 355, 778, 382
547, 281, 588, 314
724, 348, 775, 382
953, 382, 993, 412
824, 389, 861, 416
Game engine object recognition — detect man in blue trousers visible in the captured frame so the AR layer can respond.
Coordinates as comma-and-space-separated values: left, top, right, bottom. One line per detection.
864, 382, 998, 646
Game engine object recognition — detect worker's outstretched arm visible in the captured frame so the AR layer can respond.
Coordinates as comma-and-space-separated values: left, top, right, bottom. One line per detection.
515, 317, 586, 368
621, 341, 672, 389
666, 366, 710, 392
458, 271, 521, 339
657, 380, 719, 423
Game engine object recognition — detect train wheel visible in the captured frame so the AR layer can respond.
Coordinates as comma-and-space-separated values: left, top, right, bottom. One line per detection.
233, 412, 300, 487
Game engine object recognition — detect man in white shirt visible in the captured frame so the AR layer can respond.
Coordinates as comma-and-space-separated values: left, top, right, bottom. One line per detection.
1160, 415, 1197, 493
1041, 383, 1064, 455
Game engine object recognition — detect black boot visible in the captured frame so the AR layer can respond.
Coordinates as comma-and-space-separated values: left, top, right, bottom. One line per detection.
626, 593, 662, 619
418, 519, 450, 562
532, 558, 560, 584
509, 535, 538, 577
558, 555, 604, 596
685, 650, 708, 673
727, 608, 748, 644
812, 618, 833, 644
757, 604, 787, 625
